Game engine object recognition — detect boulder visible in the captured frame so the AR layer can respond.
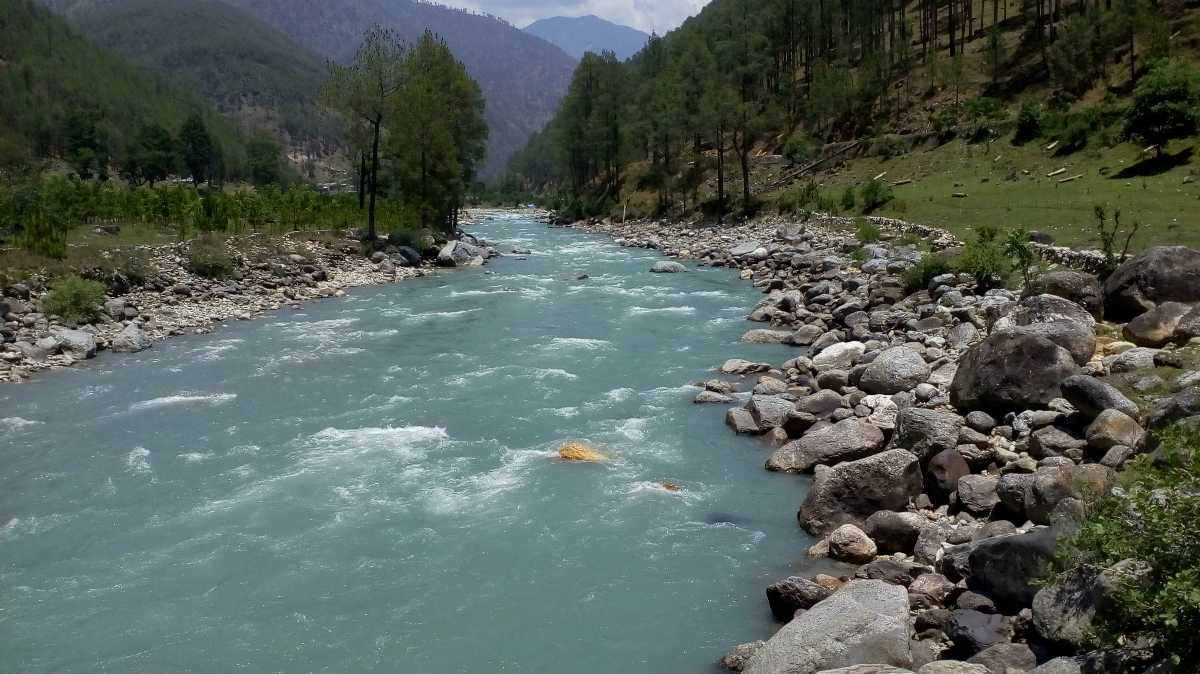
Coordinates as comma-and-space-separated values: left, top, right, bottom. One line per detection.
927, 449, 971, 498
1029, 270, 1103, 320
966, 529, 1058, 613
724, 641, 767, 672
723, 359, 772, 375
436, 240, 481, 267
799, 450, 923, 535
1147, 387, 1200, 439
966, 643, 1037, 674
650, 260, 687, 273
918, 663, 990, 674
1108, 347, 1158, 373
767, 576, 834, 621
1060, 375, 1139, 420
945, 610, 1008, 657
999, 321, 1096, 366
1102, 246, 1200, 321
814, 342, 867, 371
749, 395, 797, 431
768, 418, 887, 472
865, 511, 928, 555
110, 322, 151, 353
744, 580, 912, 674
1026, 659, 1082, 674
860, 347, 932, 395
818, 667, 916, 674
1178, 305, 1200, 341
1085, 409, 1144, 451
727, 408, 761, 435
998, 294, 1097, 329
956, 475, 1000, 514
1032, 561, 1150, 650
51, 328, 97, 359
829, 524, 878, 564
744, 330, 795, 344
891, 408, 963, 463
950, 332, 1079, 415
856, 559, 930, 587
1123, 301, 1192, 347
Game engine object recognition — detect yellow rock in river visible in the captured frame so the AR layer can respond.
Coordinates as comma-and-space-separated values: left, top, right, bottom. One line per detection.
558, 441, 608, 462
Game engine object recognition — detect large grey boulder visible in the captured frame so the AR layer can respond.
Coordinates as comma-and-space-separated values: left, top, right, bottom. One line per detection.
860, 347, 931, 395
998, 321, 1096, 366
966, 529, 1058, 613
1103, 246, 1200, 321
944, 610, 1008, 657
1026, 658, 1082, 674
799, 449, 923, 535
966, 643, 1037, 674
744, 329, 795, 344
918, 663, 990, 674
891, 408, 962, 463
750, 395, 797, 431
864, 510, 928, 555
1085, 409, 1144, 451
814, 342, 867, 371
950, 332, 1079, 415
819, 667, 916, 674
110, 322, 151, 353
767, 576, 834, 621
996, 294, 1097, 330
768, 418, 886, 472
1029, 270, 1103, 320
744, 580, 912, 674
1123, 301, 1191, 347
650, 260, 687, 273
1060, 375, 1139, 420
436, 240, 484, 267
1032, 561, 1150, 650
51, 328, 97, 359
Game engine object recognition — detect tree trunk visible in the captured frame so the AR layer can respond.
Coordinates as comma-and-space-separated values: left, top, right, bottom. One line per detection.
717, 125, 726, 219
358, 151, 367, 210
368, 120, 381, 241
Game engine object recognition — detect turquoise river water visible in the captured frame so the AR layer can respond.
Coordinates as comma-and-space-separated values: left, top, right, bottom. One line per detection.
1, 211, 820, 673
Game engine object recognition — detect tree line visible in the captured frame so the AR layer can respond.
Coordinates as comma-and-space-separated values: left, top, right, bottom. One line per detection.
507, 0, 1189, 220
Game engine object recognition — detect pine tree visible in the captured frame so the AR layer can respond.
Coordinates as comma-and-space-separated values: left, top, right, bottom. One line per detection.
178, 111, 214, 186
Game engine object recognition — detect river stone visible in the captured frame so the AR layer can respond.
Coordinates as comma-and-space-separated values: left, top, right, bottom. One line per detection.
864, 511, 927, 555
1178, 305, 1200, 340
750, 396, 797, 431
797, 390, 847, 417
695, 390, 735, 404
918, 663, 990, 674
767, 576, 834, 621
724, 641, 767, 672
799, 449, 923, 535
1102, 245, 1200, 321
1085, 409, 1144, 451
727, 408, 761, 434
743, 329, 794, 344
1032, 561, 1150, 650
998, 320, 1096, 366
966, 643, 1037, 674
997, 293, 1097, 330
860, 347, 931, 395
814, 342, 866, 371
1123, 301, 1191, 347
730, 241, 763, 257
956, 475, 999, 514
927, 448, 971, 497
829, 524, 878, 564
768, 418, 887, 472
110, 322, 151, 353
650, 260, 687, 273
818, 667, 916, 674
891, 408, 962, 463
723, 359, 772, 375
1108, 347, 1158, 373
1029, 270, 1103, 320
743, 580, 913, 674
1026, 659, 1083, 674
1060, 375, 1139, 420
51, 328, 97, 359
966, 529, 1058, 613
945, 610, 1008, 657
950, 332, 1079, 415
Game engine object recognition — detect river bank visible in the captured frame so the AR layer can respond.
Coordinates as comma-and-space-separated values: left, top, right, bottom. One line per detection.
563, 213, 1200, 673
0, 209, 529, 383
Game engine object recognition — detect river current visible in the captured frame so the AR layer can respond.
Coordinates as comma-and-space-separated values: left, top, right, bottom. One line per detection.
1, 211, 819, 673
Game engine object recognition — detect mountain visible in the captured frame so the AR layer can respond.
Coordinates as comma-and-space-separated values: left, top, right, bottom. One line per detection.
215, 0, 577, 177
1, 0, 244, 170
70, 0, 337, 152
524, 15, 649, 61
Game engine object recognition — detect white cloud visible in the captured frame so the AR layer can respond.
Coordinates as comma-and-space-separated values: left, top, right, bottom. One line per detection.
445, 0, 709, 34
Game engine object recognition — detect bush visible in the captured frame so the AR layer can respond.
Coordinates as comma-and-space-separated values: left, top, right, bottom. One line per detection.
860, 180, 894, 212
783, 134, 816, 166
186, 235, 237, 279
1055, 422, 1200, 666
41, 275, 106, 324
902, 253, 955, 293
777, 182, 822, 214
855, 218, 882, 243
1125, 58, 1200, 155
1014, 102, 1042, 144
840, 185, 857, 211
956, 225, 1010, 290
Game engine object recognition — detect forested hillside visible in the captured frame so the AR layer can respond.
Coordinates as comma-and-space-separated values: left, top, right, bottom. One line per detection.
216, 0, 577, 177
524, 15, 650, 60
510, 0, 1200, 231
0, 0, 246, 176
71, 0, 338, 153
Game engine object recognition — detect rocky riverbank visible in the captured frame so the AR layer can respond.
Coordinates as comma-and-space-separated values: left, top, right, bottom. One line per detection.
563, 214, 1200, 674
0, 211, 516, 383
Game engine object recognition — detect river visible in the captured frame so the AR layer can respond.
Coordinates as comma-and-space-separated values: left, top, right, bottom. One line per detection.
1, 211, 821, 673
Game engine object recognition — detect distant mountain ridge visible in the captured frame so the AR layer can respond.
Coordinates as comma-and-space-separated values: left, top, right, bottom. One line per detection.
524, 14, 649, 61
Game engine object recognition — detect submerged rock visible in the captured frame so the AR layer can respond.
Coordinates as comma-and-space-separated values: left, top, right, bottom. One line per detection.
557, 442, 607, 462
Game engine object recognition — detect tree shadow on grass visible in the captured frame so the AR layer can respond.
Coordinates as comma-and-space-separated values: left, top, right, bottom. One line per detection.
1112, 147, 1194, 179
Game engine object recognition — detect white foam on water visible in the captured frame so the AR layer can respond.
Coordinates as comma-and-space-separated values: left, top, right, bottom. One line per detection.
605, 387, 636, 403
544, 337, 614, 352
448, 289, 516, 298
544, 406, 580, 418
1, 417, 43, 430
129, 393, 237, 412
126, 447, 153, 475
421, 448, 551, 516
227, 444, 260, 456
528, 367, 578, 381
628, 305, 697, 317
181, 452, 215, 463
404, 308, 482, 321
193, 338, 245, 362
616, 417, 649, 441
303, 426, 449, 465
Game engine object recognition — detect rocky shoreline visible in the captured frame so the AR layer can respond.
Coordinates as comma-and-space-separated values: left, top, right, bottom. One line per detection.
563, 213, 1200, 674
0, 211, 514, 383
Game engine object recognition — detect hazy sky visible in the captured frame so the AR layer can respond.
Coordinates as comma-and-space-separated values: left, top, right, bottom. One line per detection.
443, 0, 710, 34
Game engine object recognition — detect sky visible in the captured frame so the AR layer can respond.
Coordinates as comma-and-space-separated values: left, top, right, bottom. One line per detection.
441, 0, 710, 35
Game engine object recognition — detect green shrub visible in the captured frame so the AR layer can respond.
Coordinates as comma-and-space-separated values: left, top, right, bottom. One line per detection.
902, 253, 955, 293
186, 235, 237, 279
855, 218, 882, 243
783, 134, 816, 166
1014, 102, 1042, 144
840, 185, 857, 211
860, 180, 894, 212
41, 275, 106, 324
956, 225, 1009, 290
777, 182, 823, 214
1055, 422, 1200, 666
